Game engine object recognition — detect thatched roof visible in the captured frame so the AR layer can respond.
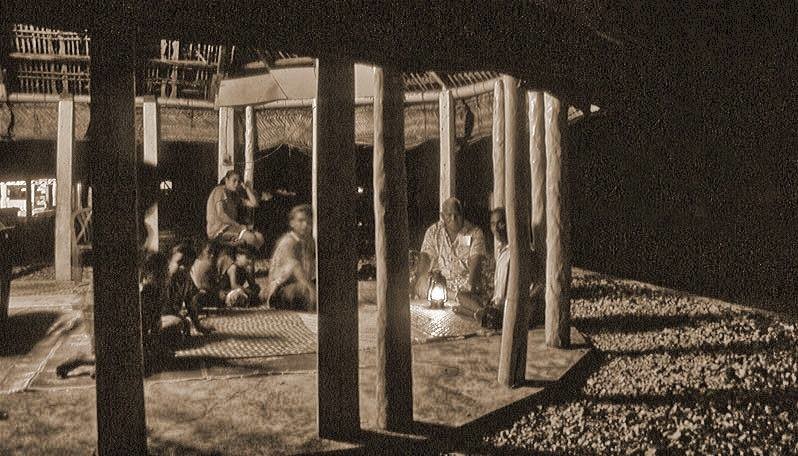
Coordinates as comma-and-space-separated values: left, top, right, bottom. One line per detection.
0, 24, 510, 148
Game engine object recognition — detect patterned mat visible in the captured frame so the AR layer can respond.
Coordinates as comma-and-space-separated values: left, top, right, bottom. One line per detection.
408, 300, 482, 341
174, 309, 316, 359
162, 301, 480, 359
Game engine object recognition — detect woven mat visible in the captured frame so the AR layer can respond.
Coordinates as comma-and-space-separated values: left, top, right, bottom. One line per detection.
173, 302, 481, 359
174, 309, 316, 359
409, 301, 482, 340
296, 305, 379, 350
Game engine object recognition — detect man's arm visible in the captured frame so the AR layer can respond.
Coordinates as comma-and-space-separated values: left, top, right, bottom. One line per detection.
240, 182, 259, 208
466, 254, 484, 294
466, 227, 487, 293
413, 224, 437, 298
227, 264, 241, 289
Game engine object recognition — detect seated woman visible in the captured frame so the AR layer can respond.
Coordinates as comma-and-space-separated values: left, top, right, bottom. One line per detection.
217, 245, 261, 307
263, 204, 316, 311
206, 170, 264, 251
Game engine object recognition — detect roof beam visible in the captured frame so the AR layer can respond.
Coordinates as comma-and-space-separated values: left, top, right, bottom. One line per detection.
428, 71, 447, 90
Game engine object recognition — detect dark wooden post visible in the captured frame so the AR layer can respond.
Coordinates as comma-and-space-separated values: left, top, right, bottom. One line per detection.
313, 57, 360, 438
544, 93, 571, 348
528, 91, 546, 272
88, 8, 148, 454
373, 66, 413, 432
498, 75, 533, 387
25, 179, 33, 220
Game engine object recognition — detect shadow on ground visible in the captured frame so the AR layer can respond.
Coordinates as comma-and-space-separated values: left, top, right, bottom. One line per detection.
0, 311, 60, 356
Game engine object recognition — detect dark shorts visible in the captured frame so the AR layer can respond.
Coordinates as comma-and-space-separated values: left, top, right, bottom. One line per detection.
216, 225, 246, 244
269, 280, 314, 311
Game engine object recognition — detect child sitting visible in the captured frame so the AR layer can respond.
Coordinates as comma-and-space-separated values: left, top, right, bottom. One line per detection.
218, 245, 261, 307
189, 239, 224, 312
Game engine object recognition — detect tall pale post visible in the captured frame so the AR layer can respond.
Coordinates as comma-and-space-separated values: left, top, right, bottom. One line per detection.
373, 66, 413, 432
142, 96, 159, 253
529, 91, 547, 274
492, 79, 505, 210
498, 75, 533, 387
88, 6, 148, 454
244, 105, 256, 187
55, 94, 74, 281
218, 106, 236, 181
544, 93, 571, 348
313, 58, 360, 438
438, 89, 455, 209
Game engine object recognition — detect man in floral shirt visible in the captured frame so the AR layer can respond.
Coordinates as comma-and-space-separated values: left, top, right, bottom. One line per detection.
413, 197, 486, 301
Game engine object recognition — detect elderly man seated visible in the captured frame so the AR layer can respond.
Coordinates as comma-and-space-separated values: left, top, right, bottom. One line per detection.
412, 197, 486, 305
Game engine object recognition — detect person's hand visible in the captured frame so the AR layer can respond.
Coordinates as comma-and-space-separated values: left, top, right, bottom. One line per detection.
274, 188, 297, 197
197, 322, 215, 335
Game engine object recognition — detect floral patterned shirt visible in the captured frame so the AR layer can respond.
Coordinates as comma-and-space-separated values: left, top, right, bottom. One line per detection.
420, 220, 486, 293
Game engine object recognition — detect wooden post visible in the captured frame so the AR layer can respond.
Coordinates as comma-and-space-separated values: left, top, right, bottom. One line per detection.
498, 75, 533, 387
373, 66, 413, 432
88, 11, 148, 454
313, 57, 360, 438
244, 105, 256, 187
544, 93, 571, 348
492, 79, 506, 259
142, 96, 159, 253
529, 91, 547, 269
25, 180, 33, 219
492, 79, 505, 210
55, 94, 74, 281
218, 106, 236, 181
438, 89, 455, 209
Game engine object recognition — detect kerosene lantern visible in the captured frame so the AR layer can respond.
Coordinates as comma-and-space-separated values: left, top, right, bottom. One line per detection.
427, 270, 448, 309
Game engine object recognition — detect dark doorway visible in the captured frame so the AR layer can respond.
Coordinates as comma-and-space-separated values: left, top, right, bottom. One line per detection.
158, 142, 217, 239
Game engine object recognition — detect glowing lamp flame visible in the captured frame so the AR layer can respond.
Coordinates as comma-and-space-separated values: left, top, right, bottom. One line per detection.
427, 271, 448, 308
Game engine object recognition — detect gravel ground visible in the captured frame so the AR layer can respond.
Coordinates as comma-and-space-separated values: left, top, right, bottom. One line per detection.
487, 270, 798, 455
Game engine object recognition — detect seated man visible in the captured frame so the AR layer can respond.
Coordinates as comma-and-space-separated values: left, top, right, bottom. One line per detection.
412, 197, 486, 304
217, 245, 261, 307
206, 170, 264, 250
263, 204, 316, 311
454, 207, 510, 321
456, 207, 545, 328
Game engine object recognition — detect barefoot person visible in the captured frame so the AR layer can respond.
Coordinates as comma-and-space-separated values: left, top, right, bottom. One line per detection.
263, 204, 316, 311
206, 170, 264, 250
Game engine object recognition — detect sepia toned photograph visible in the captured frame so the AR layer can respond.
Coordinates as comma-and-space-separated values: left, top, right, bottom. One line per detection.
0, 2, 795, 455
